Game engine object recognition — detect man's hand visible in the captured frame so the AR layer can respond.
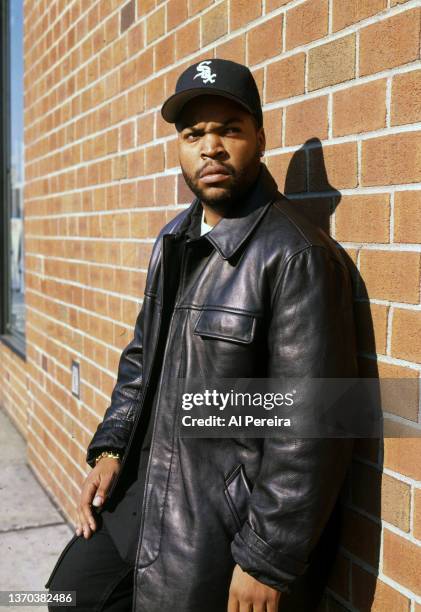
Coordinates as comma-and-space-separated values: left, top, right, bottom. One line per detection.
228, 564, 282, 611
75, 457, 121, 539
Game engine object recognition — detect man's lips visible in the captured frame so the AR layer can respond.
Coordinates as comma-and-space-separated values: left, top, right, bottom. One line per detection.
199, 165, 232, 184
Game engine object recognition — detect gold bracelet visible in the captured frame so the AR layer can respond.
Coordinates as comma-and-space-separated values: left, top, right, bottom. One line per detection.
94, 450, 121, 465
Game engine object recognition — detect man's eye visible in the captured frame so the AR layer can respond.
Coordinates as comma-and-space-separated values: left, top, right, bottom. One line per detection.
185, 133, 200, 141
224, 127, 240, 134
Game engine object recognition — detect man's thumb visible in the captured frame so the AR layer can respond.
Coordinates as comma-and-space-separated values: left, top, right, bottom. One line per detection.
92, 490, 106, 506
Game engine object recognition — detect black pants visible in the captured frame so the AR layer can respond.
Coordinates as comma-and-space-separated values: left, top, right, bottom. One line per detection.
45, 515, 134, 612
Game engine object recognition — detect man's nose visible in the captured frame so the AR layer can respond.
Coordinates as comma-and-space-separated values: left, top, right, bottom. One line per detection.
200, 133, 226, 158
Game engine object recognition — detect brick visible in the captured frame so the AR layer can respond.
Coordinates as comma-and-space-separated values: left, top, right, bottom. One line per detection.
383, 529, 421, 596
145, 144, 165, 174
359, 9, 421, 77
155, 34, 175, 71
379, 362, 419, 422
120, 0, 135, 34
113, 37, 128, 67
362, 132, 421, 186
266, 53, 306, 102
394, 191, 421, 244
251, 66, 264, 101
177, 173, 195, 203
230, 0, 262, 31
284, 195, 331, 233
352, 463, 411, 530
127, 150, 145, 178
352, 564, 410, 612
391, 69, 421, 127
127, 21, 145, 57
333, 79, 387, 137
201, 3, 228, 46
354, 300, 389, 355
263, 108, 282, 150
335, 194, 390, 244
145, 74, 166, 109
309, 141, 358, 190
266, 0, 291, 9
121, 59, 139, 90
175, 19, 200, 60
130, 211, 149, 239
384, 438, 421, 481
188, 0, 213, 15
136, 178, 154, 207
359, 250, 420, 303
285, 96, 328, 146
391, 309, 421, 364
128, 85, 145, 116
332, 0, 387, 32
167, 0, 188, 30
247, 15, 283, 65
137, 0, 155, 17
113, 212, 130, 238
165, 138, 180, 169
156, 112, 174, 139
342, 508, 381, 567
133, 47, 154, 81
414, 488, 421, 540
121, 182, 137, 209
286, 0, 328, 51
215, 35, 246, 64
266, 149, 307, 194
155, 175, 176, 205
120, 122, 135, 150
148, 210, 167, 237
308, 34, 356, 91
112, 156, 127, 180
137, 114, 154, 145
146, 7, 165, 44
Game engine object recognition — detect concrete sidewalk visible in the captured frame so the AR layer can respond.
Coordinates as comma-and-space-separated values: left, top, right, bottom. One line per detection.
0, 407, 74, 611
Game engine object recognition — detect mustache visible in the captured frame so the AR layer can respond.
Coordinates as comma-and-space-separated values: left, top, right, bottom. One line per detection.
194, 162, 235, 180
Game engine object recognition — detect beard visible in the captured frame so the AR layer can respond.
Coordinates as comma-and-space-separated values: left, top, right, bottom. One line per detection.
181, 145, 261, 217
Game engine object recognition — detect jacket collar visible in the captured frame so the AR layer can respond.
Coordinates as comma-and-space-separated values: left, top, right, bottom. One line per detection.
169, 164, 279, 261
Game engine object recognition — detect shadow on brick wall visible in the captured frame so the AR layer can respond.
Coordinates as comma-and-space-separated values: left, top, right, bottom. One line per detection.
283, 138, 382, 612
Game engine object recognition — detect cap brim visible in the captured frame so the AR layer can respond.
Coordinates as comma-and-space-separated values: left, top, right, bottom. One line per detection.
161, 88, 255, 123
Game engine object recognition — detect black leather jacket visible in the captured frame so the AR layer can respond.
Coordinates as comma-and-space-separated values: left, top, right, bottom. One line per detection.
86, 164, 358, 611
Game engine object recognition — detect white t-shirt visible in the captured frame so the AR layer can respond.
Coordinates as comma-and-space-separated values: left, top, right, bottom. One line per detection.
200, 208, 214, 235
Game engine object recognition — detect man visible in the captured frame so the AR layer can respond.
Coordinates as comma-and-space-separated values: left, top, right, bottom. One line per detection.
45, 59, 358, 611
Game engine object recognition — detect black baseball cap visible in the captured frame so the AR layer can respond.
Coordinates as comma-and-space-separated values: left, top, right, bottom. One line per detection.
161, 58, 263, 127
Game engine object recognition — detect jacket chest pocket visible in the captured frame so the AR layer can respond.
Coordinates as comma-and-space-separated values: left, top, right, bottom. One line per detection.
193, 309, 256, 345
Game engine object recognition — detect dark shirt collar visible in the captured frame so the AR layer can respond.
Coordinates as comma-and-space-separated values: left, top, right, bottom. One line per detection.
169, 164, 280, 260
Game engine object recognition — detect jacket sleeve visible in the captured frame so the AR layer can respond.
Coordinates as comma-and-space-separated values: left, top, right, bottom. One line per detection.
85, 301, 145, 468
230, 244, 358, 592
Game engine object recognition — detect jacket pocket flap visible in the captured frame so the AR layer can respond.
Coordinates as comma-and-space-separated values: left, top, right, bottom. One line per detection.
194, 309, 256, 344
224, 464, 252, 530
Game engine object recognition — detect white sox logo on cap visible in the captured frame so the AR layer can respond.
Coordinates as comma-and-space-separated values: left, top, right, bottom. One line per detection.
193, 61, 217, 84
161, 58, 263, 126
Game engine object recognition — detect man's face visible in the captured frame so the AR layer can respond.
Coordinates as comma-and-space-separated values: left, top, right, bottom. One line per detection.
176, 95, 266, 212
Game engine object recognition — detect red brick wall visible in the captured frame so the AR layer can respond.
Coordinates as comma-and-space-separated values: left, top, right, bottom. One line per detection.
1, 0, 420, 608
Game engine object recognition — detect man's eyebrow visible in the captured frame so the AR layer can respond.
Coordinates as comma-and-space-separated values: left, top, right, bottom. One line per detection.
222, 116, 244, 125
182, 116, 244, 131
